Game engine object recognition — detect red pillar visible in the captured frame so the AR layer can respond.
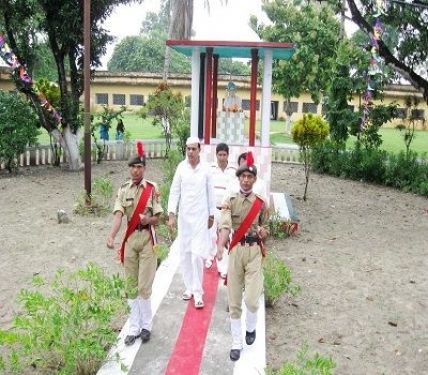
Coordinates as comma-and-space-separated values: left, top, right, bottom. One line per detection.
204, 48, 213, 145
249, 48, 258, 146
211, 55, 219, 138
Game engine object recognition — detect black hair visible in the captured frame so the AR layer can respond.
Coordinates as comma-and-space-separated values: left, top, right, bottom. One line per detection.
237, 152, 247, 166
216, 143, 229, 154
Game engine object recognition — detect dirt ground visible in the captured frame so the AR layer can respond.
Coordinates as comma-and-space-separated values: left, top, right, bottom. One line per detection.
1, 160, 427, 375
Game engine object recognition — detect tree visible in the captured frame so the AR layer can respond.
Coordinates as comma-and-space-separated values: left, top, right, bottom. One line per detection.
291, 114, 329, 201
0, 0, 143, 170
108, 33, 191, 74
251, 0, 343, 132
340, 0, 428, 104
146, 82, 188, 156
0, 91, 40, 172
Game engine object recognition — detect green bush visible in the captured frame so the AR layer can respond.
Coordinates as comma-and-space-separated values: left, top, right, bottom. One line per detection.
311, 142, 428, 197
0, 91, 40, 172
263, 250, 299, 307
74, 176, 114, 216
0, 264, 130, 375
267, 344, 336, 375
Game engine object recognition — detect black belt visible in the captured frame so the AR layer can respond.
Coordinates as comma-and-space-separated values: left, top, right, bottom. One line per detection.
239, 235, 260, 246
137, 224, 149, 231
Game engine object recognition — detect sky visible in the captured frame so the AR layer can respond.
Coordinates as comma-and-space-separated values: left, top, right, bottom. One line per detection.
101, 0, 267, 69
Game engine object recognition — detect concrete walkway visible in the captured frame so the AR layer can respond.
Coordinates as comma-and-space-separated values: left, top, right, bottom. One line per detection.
97, 242, 266, 375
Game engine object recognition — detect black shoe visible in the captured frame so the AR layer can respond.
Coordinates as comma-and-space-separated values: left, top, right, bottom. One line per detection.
245, 330, 256, 345
230, 349, 241, 361
140, 329, 151, 343
124, 334, 139, 346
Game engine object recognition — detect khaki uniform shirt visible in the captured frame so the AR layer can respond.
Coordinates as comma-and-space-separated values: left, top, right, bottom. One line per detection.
219, 191, 267, 236
113, 179, 163, 220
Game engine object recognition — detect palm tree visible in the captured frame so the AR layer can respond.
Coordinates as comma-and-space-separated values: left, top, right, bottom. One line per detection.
163, 0, 226, 80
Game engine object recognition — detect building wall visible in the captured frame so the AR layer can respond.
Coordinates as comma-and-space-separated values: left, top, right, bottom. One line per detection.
1, 67, 426, 130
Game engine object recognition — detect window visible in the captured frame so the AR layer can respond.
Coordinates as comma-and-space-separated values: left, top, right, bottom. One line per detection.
96, 93, 108, 105
241, 99, 260, 111
130, 94, 144, 106
185, 95, 191, 107
283, 101, 298, 114
397, 108, 407, 119
411, 109, 425, 120
113, 94, 126, 106
302, 102, 318, 113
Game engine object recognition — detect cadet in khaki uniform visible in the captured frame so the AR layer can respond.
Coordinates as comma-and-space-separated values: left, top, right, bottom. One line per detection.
107, 147, 163, 346
217, 156, 268, 361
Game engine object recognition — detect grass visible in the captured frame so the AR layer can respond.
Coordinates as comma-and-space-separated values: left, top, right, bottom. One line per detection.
269, 120, 428, 155
37, 116, 427, 155
37, 112, 163, 144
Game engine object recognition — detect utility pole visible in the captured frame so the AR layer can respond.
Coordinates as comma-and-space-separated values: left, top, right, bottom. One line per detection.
83, 0, 91, 198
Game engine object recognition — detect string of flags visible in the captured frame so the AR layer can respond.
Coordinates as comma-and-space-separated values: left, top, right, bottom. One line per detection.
0, 32, 62, 125
361, 0, 387, 129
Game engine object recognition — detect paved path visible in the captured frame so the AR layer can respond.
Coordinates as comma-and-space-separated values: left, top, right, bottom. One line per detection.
98, 242, 266, 375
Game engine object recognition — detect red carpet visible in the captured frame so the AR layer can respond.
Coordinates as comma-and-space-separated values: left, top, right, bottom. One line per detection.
165, 264, 220, 375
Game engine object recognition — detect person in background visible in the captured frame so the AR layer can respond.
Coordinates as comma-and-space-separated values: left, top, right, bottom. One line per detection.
225, 152, 268, 206
167, 137, 215, 309
106, 141, 162, 346
205, 143, 236, 278
116, 118, 125, 140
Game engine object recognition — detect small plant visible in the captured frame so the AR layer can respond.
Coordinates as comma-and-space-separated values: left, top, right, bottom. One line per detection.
263, 250, 299, 307
292, 114, 330, 201
267, 210, 298, 239
159, 150, 184, 213
267, 344, 336, 375
0, 264, 130, 375
74, 176, 114, 216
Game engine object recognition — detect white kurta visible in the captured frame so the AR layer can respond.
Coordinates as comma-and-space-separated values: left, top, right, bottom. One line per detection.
168, 159, 215, 258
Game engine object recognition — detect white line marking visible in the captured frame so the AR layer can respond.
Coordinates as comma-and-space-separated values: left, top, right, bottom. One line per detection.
97, 241, 180, 375
234, 295, 266, 375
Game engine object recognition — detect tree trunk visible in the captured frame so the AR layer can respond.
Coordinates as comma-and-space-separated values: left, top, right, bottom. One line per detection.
50, 128, 82, 170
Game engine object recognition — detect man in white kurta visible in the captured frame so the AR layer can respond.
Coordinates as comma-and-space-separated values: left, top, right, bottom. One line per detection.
206, 143, 236, 278
167, 137, 215, 308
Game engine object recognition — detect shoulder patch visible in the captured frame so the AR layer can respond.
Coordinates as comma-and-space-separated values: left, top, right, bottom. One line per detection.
120, 180, 132, 188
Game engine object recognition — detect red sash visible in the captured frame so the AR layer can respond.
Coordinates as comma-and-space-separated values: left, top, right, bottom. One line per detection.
229, 195, 264, 251
119, 181, 154, 263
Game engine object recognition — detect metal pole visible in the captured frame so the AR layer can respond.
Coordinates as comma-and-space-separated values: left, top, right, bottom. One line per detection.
83, 0, 91, 197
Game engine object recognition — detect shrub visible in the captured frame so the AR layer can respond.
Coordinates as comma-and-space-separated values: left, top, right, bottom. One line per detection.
0, 91, 40, 172
263, 250, 299, 307
267, 210, 298, 239
267, 344, 336, 375
74, 176, 114, 216
0, 264, 130, 375
291, 114, 330, 200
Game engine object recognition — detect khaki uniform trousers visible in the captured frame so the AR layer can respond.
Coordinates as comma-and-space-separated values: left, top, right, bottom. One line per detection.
124, 230, 157, 299
227, 244, 263, 320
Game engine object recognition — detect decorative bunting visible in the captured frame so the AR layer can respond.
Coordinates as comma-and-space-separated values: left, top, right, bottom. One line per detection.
361, 1, 386, 130
0, 32, 62, 125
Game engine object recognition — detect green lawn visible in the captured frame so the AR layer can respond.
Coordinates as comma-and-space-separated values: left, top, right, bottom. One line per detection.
37, 113, 163, 144
37, 116, 427, 155
268, 120, 428, 155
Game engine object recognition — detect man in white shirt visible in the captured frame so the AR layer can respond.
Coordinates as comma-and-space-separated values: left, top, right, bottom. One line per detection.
205, 143, 236, 278
167, 137, 215, 309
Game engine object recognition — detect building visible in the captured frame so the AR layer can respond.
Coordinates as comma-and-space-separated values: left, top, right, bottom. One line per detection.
1, 67, 426, 130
